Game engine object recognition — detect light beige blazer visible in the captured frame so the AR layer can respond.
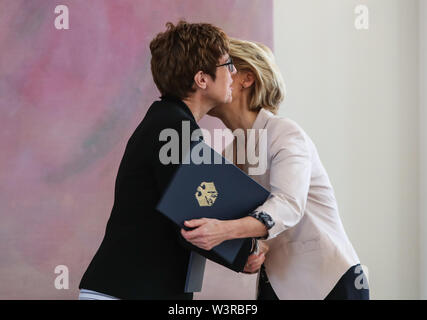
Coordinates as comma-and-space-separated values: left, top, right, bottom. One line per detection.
228, 108, 360, 300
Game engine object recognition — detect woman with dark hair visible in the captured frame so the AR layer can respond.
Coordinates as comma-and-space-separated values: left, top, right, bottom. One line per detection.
78, 23, 264, 300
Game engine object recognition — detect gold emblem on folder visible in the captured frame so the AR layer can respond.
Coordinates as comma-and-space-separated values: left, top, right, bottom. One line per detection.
195, 182, 218, 207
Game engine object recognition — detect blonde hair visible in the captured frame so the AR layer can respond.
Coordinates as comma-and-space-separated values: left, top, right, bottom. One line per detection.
229, 38, 285, 114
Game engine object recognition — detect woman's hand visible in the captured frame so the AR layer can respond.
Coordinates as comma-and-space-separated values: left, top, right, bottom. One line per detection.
258, 240, 269, 255
181, 218, 230, 251
243, 253, 265, 274
243, 241, 269, 274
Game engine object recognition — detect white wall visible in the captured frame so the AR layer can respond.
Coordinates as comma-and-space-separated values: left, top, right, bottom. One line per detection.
196, 0, 421, 300
274, 0, 420, 299
420, 0, 427, 300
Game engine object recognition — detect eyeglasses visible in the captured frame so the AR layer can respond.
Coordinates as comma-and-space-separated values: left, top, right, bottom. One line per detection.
216, 57, 235, 73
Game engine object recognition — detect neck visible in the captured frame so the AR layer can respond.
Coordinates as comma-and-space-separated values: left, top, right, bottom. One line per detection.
182, 93, 215, 122
218, 93, 258, 132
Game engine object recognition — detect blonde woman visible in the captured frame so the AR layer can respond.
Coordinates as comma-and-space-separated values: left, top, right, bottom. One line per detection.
181, 38, 369, 300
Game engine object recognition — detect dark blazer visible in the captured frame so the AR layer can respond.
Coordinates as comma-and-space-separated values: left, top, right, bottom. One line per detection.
79, 96, 253, 300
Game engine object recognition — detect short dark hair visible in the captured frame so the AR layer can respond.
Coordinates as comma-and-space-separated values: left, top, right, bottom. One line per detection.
150, 20, 229, 99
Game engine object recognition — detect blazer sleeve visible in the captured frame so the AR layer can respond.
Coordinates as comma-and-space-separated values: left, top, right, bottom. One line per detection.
151, 119, 253, 272
253, 120, 312, 241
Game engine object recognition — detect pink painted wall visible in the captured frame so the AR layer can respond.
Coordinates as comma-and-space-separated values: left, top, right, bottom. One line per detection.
0, 0, 272, 299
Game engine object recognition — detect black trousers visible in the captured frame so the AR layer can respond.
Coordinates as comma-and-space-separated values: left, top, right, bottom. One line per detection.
257, 264, 370, 300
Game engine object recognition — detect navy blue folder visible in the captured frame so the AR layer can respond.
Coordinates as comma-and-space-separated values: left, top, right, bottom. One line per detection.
183, 251, 207, 293
156, 140, 270, 291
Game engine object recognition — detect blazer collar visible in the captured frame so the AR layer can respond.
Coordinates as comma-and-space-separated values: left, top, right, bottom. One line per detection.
247, 108, 274, 152
251, 107, 274, 131
160, 95, 197, 123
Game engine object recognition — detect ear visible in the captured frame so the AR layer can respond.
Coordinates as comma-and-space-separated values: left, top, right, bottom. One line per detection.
193, 71, 208, 90
242, 71, 255, 89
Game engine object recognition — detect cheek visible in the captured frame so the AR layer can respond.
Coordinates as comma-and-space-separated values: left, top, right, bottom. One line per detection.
229, 73, 235, 85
